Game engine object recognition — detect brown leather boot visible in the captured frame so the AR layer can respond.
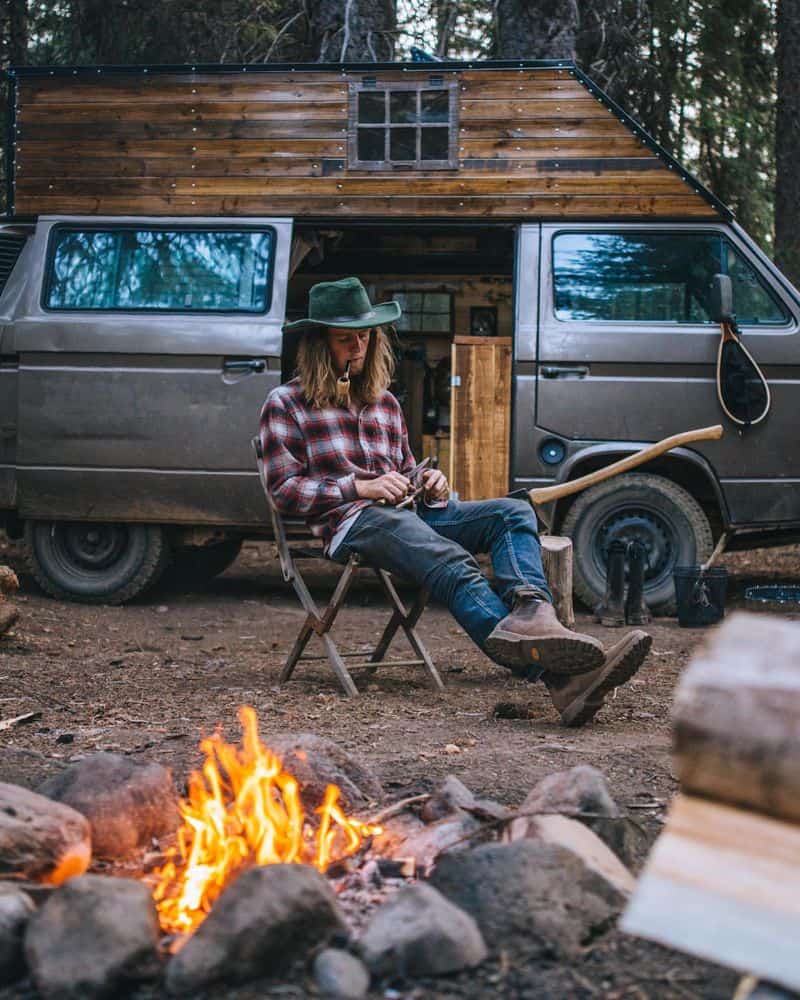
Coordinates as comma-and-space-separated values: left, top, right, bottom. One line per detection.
484, 594, 605, 675
542, 629, 652, 727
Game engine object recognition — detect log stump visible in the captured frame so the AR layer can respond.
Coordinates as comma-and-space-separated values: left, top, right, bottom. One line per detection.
541, 536, 574, 628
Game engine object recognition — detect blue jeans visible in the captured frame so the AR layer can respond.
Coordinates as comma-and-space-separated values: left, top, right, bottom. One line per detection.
331, 497, 552, 663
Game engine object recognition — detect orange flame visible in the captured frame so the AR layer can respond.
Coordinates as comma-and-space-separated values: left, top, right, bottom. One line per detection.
153, 706, 381, 935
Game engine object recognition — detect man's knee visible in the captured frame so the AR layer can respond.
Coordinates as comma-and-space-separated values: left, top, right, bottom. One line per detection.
495, 496, 539, 533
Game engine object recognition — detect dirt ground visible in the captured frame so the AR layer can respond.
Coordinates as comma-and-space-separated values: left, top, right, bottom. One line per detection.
2, 535, 798, 1000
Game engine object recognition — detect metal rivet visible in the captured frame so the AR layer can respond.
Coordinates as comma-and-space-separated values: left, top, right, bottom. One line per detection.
192, 146, 197, 151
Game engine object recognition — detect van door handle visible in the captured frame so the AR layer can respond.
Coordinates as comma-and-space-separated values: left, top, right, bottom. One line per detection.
223, 359, 266, 373
540, 365, 589, 379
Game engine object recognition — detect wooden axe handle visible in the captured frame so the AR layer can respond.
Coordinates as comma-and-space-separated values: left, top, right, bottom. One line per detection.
529, 424, 724, 506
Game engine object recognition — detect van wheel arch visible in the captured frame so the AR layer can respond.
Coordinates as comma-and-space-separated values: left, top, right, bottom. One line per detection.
25, 520, 170, 605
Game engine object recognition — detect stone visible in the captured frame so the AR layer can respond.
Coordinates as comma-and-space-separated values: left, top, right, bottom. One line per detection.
517, 765, 643, 867
269, 734, 383, 811
38, 752, 180, 859
359, 883, 486, 978
0, 782, 90, 884
376, 811, 483, 874
24, 874, 161, 999
429, 839, 627, 959
0, 603, 18, 636
420, 775, 476, 822
0, 885, 34, 984
313, 948, 370, 999
166, 864, 348, 995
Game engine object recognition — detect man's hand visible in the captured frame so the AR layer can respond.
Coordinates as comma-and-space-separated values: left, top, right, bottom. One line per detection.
355, 472, 411, 504
422, 468, 450, 502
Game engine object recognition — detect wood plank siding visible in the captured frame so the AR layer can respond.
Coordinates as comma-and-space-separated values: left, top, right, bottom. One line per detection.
11, 65, 723, 220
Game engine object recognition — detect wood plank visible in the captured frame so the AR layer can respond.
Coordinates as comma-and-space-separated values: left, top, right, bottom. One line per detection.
15, 193, 720, 218
18, 78, 351, 104
18, 120, 348, 141
461, 138, 651, 157
458, 119, 638, 139
17, 156, 340, 178
21, 100, 349, 123
458, 80, 589, 99
450, 337, 512, 501
15, 138, 348, 158
459, 98, 611, 120
672, 611, 800, 825
621, 794, 800, 993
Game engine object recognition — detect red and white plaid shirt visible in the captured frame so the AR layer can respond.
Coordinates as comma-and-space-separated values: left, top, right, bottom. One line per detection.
260, 377, 417, 547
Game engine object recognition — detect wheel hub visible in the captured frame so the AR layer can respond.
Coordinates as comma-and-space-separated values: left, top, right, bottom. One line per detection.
596, 508, 674, 582
57, 523, 129, 571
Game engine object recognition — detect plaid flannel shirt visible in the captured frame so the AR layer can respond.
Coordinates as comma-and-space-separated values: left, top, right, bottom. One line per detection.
260, 377, 417, 548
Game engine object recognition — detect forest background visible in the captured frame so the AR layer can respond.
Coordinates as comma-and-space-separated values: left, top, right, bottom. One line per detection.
1, 0, 799, 284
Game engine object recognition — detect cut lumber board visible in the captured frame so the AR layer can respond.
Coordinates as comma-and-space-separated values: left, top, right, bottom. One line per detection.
541, 535, 575, 628
671, 611, 800, 824
621, 793, 800, 993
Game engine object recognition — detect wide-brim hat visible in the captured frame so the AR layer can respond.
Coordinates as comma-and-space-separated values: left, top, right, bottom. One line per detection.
284, 276, 401, 331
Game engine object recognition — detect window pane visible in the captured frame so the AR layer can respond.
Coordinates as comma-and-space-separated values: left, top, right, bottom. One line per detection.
358, 91, 385, 124
47, 228, 272, 312
358, 127, 385, 161
421, 128, 449, 161
422, 292, 451, 314
390, 92, 417, 124
390, 127, 416, 161
421, 90, 449, 123
553, 232, 770, 323
726, 245, 787, 323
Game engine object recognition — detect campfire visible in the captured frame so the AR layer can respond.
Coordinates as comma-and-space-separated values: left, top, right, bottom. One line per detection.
152, 706, 382, 936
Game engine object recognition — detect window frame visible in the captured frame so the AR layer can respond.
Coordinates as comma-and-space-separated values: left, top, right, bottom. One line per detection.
41, 223, 276, 315
348, 79, 459, 172
390, 288, 455, 335
549, 228, 792, 329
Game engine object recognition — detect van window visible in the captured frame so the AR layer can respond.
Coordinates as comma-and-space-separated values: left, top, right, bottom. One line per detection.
45, 227, 273, 313
552, 231, 788, 325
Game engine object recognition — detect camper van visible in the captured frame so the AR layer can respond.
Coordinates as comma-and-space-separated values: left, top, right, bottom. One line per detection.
1, 59, 798, 610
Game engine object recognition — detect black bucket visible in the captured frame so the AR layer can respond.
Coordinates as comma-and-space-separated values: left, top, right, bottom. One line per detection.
673, 565, 728, 627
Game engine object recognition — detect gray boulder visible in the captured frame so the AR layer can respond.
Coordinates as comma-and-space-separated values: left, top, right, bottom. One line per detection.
270, 734, 383, 811
38, 752, 179, 859
166, 864, 348, 995
518, 765, 643, 867
24, 874, 161, 999
429, 839, 627, 959
313, 948, 370, 999
359, 883, 487, 978
0, 782, 90, 883
420, 775, 476, 822
0, 885, 34, 984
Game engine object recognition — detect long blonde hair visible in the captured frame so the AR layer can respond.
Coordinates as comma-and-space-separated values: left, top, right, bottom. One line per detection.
296, 326, 396, 408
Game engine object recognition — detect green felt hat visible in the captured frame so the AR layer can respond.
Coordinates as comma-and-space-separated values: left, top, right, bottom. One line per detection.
284, 276, 401, 332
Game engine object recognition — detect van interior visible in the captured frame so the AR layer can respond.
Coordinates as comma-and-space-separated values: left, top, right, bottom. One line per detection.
285, 224, 516, 470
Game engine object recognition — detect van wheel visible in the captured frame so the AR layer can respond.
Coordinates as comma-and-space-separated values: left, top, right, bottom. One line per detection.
164, 539, 243, 587
25, 521, 169, 605
560, 473, 713, 616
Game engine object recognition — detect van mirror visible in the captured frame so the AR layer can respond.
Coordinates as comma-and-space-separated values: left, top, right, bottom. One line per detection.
710, 273, 733, 323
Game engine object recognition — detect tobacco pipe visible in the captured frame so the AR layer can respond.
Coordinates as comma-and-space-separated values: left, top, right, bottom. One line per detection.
529, 424, 724, 506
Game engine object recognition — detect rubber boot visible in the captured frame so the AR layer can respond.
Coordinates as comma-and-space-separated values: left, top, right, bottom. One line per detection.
594, 540, 626, 627
625, 540, 652, 625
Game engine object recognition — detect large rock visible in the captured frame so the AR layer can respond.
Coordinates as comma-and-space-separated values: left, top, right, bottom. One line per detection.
517, 765, 643, 867
270, 734, 383, 811
359, 883, 487, 978
0, 782, 90, 884
429, 839, 627, 959
166, 864, 348, 995
0, 885, 34, 984
24, 874, 161, 999
313, 948, 370, 999
420, 775, 476, 823
38, 753, 179, 859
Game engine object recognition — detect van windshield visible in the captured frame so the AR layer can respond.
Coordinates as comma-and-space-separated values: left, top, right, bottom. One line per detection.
45, 227, 273, 313
553, 231, 788, 325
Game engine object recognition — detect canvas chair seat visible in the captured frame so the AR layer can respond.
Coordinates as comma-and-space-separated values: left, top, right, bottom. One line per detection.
252, 437, 444, 698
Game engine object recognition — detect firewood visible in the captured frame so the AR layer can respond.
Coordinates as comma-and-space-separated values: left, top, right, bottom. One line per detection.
0, 565, 19, 596
541, 535, 575, 627
0, 603, 18, 636
0, 711, 42, 732
671, 612, 800, 824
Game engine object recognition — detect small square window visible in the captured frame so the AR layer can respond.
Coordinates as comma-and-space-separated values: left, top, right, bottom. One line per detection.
358, 91, 385, 124
390, 127, 416, 161
421, 90, 449, 123
358, 128, 385, 161
421, 128, 449, 161
390, 92, 417, 123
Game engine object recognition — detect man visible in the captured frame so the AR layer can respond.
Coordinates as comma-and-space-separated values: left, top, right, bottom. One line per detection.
261, 277, 651, 726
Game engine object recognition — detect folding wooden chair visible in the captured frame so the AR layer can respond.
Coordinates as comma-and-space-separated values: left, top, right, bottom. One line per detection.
252, 437, 444, 698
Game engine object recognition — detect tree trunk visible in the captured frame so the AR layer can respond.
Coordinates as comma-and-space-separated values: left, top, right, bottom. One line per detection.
775, 0, 800, 285
7, 0, 28, 66
495, 0, 578, 60
311, 0, 396, 62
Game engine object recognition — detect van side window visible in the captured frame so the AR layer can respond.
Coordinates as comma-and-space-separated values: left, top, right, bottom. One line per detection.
44, 228, 273, 313
552, 232, 788, 325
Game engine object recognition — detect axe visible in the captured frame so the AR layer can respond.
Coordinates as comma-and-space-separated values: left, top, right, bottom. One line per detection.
525, 424, 723, 515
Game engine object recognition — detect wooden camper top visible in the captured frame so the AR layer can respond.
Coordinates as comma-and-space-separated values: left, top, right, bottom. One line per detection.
6, 59, 730, 222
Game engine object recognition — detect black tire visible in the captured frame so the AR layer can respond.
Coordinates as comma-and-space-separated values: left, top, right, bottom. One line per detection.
560, 473, 713, 616
25, 521, 169, 605
163, 539, 243, 588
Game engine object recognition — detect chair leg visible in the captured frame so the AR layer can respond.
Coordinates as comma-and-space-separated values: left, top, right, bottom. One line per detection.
321, 634, 360, 698
375, 570, 445, 692
281, 619, 314, 682
369, 587, 427, 664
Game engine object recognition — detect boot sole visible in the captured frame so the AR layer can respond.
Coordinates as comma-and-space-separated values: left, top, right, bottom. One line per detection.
484, 628, 605, 676
560, 632, 652, 728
